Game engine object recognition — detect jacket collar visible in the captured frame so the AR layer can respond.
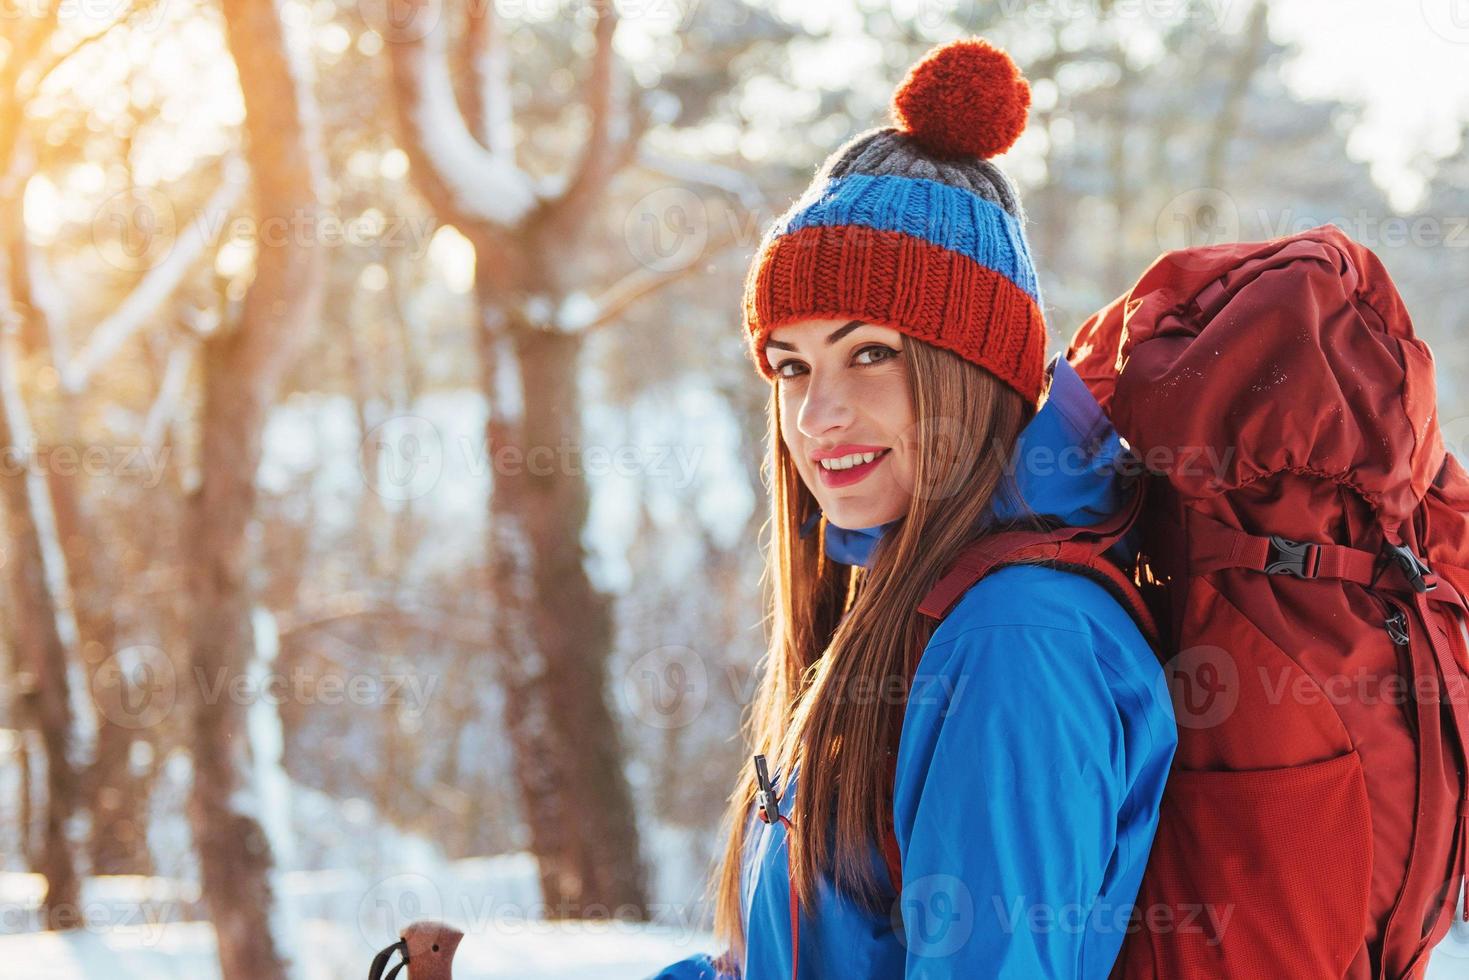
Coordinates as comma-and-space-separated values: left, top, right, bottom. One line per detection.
799, 354, 1130, 569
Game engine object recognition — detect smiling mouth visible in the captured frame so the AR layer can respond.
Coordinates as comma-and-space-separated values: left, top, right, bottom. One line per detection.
816, 448, 891, 487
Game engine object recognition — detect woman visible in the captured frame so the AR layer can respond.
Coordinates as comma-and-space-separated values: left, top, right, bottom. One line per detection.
654, 38, 1176, 979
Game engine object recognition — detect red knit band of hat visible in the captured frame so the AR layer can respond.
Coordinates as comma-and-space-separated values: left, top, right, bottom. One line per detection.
743, 224, 1048, 405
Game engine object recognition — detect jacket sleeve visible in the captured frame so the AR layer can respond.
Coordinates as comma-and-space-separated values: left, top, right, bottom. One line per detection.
647, 952, 739, 979
891, 617, 1136, 978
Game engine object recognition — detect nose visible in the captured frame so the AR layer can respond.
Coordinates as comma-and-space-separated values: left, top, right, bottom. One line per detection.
794, 366, 857, 440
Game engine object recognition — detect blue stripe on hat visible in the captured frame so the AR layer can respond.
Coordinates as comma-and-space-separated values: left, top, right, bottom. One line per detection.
777, 173, 1041, 304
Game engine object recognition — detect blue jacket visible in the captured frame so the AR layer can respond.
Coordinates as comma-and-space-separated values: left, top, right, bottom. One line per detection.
653, 354, 1177, 979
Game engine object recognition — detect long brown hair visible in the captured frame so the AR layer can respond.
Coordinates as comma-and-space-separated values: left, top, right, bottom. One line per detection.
709, 336, 1048, 961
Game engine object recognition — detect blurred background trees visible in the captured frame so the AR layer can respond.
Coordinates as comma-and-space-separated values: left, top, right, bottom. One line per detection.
0, 0, 1465, 977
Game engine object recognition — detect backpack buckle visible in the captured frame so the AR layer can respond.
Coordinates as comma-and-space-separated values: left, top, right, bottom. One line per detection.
1266, 535, 1321, 579
1387, 544, 1437, 594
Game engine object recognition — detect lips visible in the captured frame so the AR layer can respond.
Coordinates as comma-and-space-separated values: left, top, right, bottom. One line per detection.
810, 443, 888, 465
815, 447, 891, 489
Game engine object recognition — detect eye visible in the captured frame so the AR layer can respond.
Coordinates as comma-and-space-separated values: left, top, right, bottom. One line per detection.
854, 344, 899, 365
772, 344, 897, 379
773, 358, 808, 379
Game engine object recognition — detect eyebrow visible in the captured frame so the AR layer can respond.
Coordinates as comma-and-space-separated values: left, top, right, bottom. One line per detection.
765, 319, 867, 353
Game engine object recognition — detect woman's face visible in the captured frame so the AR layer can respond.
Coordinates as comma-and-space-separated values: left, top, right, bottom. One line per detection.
766, 318, 917, 530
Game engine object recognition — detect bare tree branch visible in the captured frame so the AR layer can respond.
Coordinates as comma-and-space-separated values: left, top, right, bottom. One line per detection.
462, 0, 515, 159
537, 0, 624, 234
384, 0, 539, 228
1203, 0, 1270, 191
635, 147, 768, 210
581, 222, 743, 333
25, 0, 167, 97
63, 158, 247, 393
140, 339, 195, 452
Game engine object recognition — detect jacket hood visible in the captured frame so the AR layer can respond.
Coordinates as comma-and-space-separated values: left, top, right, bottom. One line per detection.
801, 353, 1131, 569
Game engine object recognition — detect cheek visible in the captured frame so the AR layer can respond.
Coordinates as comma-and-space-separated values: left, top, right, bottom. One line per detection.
873, 374, 917, 443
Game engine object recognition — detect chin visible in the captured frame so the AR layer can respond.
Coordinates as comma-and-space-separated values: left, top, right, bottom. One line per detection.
824, 497, 902, 529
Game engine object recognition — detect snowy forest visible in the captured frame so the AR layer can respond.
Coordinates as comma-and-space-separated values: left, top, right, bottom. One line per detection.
0, 0, 1467, 976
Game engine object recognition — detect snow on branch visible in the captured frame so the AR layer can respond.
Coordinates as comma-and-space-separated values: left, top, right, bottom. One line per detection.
397, 0, 538, 228
140, 340, 194, 453
63, 159, 247, 393
635, 147, 768, 210
465, 0, 515, 163
572, 220, 744, 334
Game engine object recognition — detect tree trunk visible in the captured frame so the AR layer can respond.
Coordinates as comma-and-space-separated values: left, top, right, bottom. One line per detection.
43, 451, 155, 876
6, 222, 156, 877
187, 0, 325, 976
475, 285, 649, 916
386, 0, 651, 916
0, 180, 82, 931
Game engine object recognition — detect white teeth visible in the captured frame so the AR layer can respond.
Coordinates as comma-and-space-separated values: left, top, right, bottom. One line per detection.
819, 450, 882, 471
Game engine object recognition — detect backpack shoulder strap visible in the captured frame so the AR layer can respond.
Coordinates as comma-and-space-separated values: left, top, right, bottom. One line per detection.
916, 477, 1159, 648
882, 480, 1158, 892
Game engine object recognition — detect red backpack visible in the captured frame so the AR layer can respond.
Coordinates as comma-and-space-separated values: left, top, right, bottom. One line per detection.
886, 224, 1469, 980
1075, 223, 1469, 979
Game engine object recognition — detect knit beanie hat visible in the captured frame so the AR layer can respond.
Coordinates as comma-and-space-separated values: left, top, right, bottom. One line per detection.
742, 38, 1048, 405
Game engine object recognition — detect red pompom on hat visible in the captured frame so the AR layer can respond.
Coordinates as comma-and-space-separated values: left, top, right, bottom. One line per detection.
890, 37, 1031, 159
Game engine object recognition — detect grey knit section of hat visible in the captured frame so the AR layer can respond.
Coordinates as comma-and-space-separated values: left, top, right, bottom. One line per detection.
811, 126, 1028, 224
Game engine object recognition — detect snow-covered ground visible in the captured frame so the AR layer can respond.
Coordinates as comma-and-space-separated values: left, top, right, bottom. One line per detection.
0, 734, 719, 979
1, 860, 1466, 977
0, 839, 718, 979
0, 766, 1463, 977
0, 918, 712, 980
